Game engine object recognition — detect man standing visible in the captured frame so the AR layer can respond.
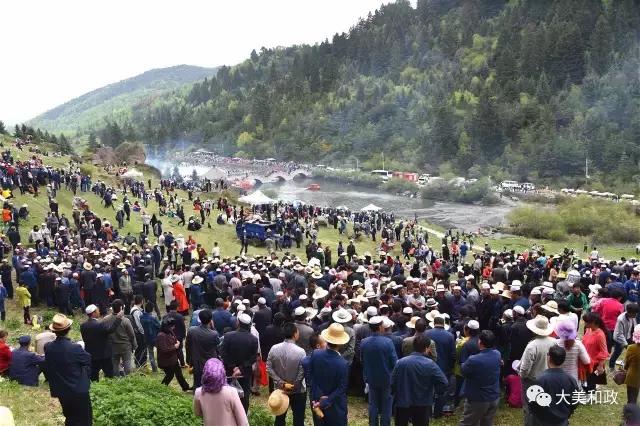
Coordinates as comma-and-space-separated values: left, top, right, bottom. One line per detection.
529, 346, 580, 426
80, 304, 123, 381
43, 314, 92, 425
130, 295, 147, 368
104, 299, 137, 376
8, 335, 44, 386
519, 315, 556, 426
459, 330, 502, 426
253, 297, 272, 336
185, 309, 220, 390
220, 313, 259, 413
267, 322, 307, 426
293, 306, 315, 355
361, 316, 398, 426
392, 334, 448, 426
310, 323, 350, 426
426, 315, 456, 417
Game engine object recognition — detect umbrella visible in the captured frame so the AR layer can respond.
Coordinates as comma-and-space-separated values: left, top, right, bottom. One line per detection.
361, 203, 381, 212
238, 190, 275, 205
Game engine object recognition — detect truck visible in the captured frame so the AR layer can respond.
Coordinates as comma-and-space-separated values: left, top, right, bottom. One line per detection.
236, 220, 278, 244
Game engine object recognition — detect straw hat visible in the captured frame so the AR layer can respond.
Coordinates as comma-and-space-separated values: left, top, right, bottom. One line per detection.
500, 290, 512, 299
332, 309, 351, 324
83, 262, 92, 270
406, 316, 421, 329
49, 313, 73, 332
526, 315, 554, 336
425, 310, 441, 323
541, 300, 559, 315
267, 390, 289, 416
312, 287, 328, 300
493, 282, 505, 291
321, 323, 350, 345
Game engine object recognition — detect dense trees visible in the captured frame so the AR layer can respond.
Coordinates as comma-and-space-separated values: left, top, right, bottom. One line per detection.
89, 0, 639, 189
7, 121, 72, 153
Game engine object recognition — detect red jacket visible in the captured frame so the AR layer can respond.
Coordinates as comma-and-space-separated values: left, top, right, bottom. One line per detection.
173, 282, 189, 313
594, 298, 624, 331
0, 341, 11, 374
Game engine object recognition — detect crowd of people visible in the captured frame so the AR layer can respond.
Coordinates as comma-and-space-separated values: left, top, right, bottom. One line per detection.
1, 142, 640, 426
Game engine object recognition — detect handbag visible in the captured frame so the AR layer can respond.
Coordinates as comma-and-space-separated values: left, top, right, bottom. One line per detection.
613, 369, 627, 385
229, 378, 244, 399
588, 367, 608, 385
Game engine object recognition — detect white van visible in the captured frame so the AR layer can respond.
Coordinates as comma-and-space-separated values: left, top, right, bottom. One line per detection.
371, 170, 392, 181
500, 180, 520, 190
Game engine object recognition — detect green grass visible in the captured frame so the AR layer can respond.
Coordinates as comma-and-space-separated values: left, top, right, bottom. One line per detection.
0, 142, 633, 424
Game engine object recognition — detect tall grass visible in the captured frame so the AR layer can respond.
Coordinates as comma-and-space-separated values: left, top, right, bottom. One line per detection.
507, 197, 640, 243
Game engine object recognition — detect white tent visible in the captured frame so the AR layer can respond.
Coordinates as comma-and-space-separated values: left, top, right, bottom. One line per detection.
120, 169, 143, 178
361, 203, 382, 212
238, 190, 275, 205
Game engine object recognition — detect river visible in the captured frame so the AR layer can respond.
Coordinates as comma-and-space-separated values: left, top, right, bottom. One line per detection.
261, 178, 515, 232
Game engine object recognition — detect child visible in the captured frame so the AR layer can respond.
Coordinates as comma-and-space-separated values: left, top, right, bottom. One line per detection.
0, 283, 6, 321
504, 360, 523, 408
15, 282, 31, 325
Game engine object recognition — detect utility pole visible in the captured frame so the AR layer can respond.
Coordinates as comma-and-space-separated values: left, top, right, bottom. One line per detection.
585, 157, 590, 180
382, 152, 385, 170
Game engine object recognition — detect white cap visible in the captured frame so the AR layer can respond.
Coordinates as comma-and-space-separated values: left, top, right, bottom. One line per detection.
366, 306, 378, 317
368, 316, 383, 325
490, 289, 499, 295
382, 317, 395, 329
299, 295, 308, 301
294, 306, 306, 316
276, 291, 284, 296
467, 320, 480, 330
481, 283, 491, 290
85, 304, 98, 315
511, 280, 522, 287
402, 306, 413, 315
238, 313, 252, 325
513, 306, 525, 315
504, 309, 514, 318
510, 285, 521, 292
258, 297, 266, 305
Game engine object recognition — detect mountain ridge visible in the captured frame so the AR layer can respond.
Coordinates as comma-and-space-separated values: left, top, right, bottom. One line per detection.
28, 64, 218, 134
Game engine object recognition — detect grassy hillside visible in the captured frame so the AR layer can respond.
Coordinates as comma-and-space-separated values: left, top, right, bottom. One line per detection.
27, 65, 217, 135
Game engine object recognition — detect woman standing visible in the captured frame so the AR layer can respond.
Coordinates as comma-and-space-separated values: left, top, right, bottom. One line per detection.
193, 358, 248, 426
581, 312, 609, 391
623, 324, 640, 404
554, 319, 590, 381
156, 318, 190, 391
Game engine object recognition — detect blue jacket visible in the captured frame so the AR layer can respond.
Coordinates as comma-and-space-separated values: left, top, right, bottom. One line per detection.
9, 347, 44, 386
212, 308, 235, 335
0, 285, 6, 311
43, 337, 91, 398
361, 333, 398, 387
461, 348, 501, 402
310, 349, 348, 425
624, 279, 639, 302
391, 352, 448, 407
140, 312, 161, 346
426, 327, 456, 375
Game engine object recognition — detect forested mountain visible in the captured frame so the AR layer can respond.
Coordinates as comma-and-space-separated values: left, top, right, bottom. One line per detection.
28, 65, 217, 135
66, 1, 640, 189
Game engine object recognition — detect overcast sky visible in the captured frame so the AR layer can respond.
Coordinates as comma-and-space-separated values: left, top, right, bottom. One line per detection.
0, 0, 411, 125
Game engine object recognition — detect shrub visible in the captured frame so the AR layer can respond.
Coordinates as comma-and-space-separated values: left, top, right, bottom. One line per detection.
380, 178, 419, 193
421, 178, 494, 205
507, 197, 640, 243
91, 376, 199, 426
248, 406, 273, 426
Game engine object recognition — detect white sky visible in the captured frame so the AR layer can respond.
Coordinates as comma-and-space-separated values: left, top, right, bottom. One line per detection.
0, 0, 412, 125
